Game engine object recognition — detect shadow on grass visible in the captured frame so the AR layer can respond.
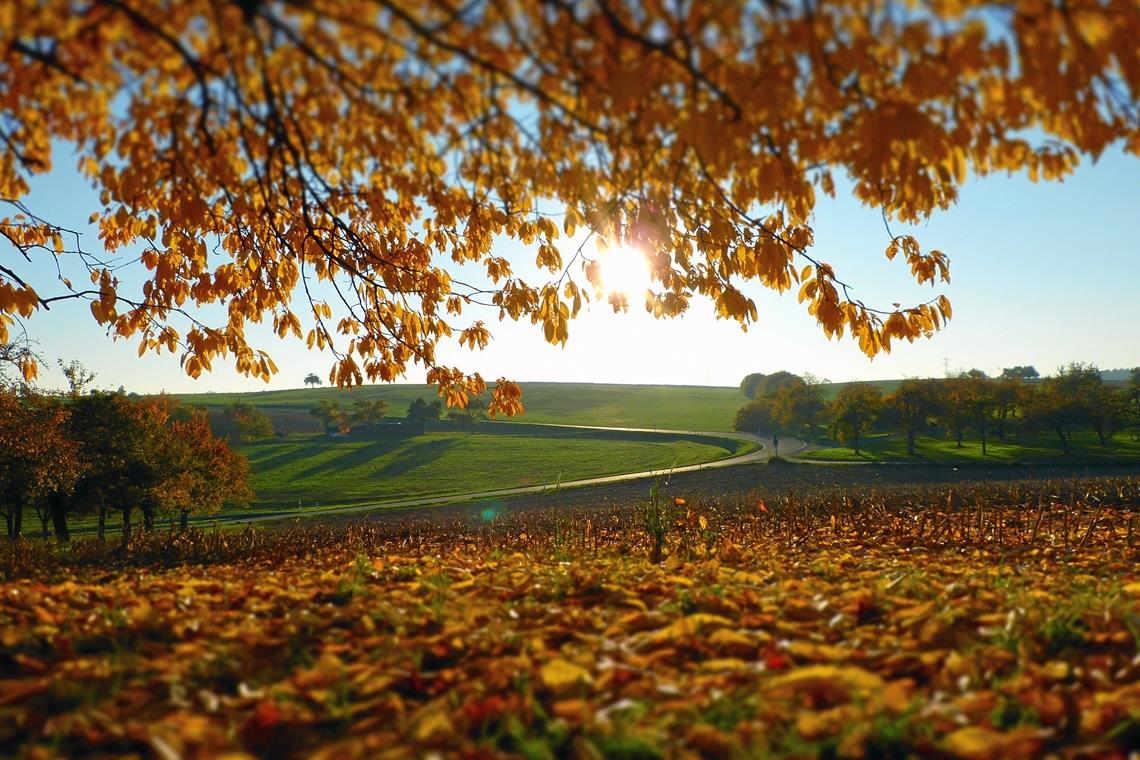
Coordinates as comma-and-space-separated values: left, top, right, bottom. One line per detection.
293, 437, 425, 479
241, 440, 333, 471
373, 437, 464, 478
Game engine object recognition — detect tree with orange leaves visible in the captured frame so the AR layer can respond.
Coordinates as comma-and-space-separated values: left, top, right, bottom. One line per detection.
1, 1, 1137, 409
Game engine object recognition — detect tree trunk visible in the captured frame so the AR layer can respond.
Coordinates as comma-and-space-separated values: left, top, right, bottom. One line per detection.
3, 510, 11, 539
142, 504, 155, 532
906, 424, 915, 456
853, 427, 861, 456
1055, 425, 1071, 456
180, 508, 189, 532
956, 426, 964, 448
980, 420, 988, 456
98, 505, 106, 542
50, 499, 70, 543
121, 506, 132, 543
37, 507, 50, 539
1095, 423, 1107, 447
12, 501, 22, 539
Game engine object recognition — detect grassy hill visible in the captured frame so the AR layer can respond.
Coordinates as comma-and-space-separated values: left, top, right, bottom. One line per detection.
168, 383, 759, 515
179, 381, 747, 432
242, 427, 748, 509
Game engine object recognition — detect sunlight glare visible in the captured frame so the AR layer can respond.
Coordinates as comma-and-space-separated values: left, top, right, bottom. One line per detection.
596, 243, 652, 297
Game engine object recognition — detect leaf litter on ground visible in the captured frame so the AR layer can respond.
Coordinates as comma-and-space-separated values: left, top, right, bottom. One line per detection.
2, 475, 1140, 758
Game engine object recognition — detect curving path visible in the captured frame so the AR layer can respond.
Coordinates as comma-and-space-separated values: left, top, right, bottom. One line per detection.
190, 427, 808, 528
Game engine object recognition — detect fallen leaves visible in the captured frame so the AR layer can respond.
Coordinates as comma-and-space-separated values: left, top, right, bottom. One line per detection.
3, 482, 1140, 757
539, 658, 593, 696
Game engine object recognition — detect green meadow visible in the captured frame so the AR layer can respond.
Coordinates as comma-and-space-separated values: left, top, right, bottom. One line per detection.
179, 381, 745, 432
803, 431, 1140, 465
240, 428, 749, 509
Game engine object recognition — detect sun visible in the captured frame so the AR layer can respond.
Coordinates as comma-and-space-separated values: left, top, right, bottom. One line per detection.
595, 243, 652, 297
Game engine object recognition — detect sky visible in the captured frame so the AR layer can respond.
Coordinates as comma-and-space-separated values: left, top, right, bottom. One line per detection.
10, 144, 1140, 395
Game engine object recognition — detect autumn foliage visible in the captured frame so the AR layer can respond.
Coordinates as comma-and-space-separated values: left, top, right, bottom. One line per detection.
0, 390, 250, 540
2, 1, 1138, 407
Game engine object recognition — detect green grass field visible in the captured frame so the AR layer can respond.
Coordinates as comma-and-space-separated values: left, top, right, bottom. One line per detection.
178, 379, 916, 432
178, 381, 746, 432
803, 431, 1140, 465
240, 428, 748, 508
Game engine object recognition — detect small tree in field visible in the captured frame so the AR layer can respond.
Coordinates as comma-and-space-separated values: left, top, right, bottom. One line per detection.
830, 385, 883, 456
304, 373, 322, 388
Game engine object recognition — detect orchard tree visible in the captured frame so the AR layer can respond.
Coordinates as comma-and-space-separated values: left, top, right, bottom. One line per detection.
961, 370, 997, 455
304, 373, 322, 388
310, 400, 345, 432
0, 392, 80, 539
750, 371, 804, 401
770, 376, 825, 442
62, 392, 175, 539
1001, 366, 1041, 381
1024, 364, 1103, 455
449, 398, 488, 434
407, 398, 443, 435
167, 409, 252, 531
886, 378, 939, 456
1128, 369, 1140, 432
733, 398, 777, 437
740, 373, 767, 401
993, 373, 1031, 441
1086, 384, 1128, 447
3, 2, 1138, 409
350, 399, 387, 429
936, 374, 974, 448
829, 384, 883, 456
223, 400, 275, 442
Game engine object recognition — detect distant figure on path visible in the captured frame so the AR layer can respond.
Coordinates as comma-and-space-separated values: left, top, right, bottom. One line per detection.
772, 435, 779, 456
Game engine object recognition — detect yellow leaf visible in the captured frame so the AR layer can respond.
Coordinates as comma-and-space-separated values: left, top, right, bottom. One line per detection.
767, 665, 884, 704
539, 658, 592, 696
409, 703, 453, 744
940, 727, 1015, 760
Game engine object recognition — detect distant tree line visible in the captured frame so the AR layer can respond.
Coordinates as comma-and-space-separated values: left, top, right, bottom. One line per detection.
0, 371, 250, 541
308, 398, 389, 433
305, 395, 490, 436
735, 365, 1140, 456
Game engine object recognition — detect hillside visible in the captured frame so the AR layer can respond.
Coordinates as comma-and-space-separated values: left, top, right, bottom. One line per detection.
178, 382, 747, 433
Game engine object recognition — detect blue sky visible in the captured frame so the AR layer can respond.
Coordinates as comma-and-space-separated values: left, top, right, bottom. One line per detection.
11, 145, 1140, 394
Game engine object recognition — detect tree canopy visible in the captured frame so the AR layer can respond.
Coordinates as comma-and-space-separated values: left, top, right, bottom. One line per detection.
2, 1, 1138, 410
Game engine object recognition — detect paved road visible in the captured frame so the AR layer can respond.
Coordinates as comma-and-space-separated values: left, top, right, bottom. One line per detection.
192, 427, 807, 528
